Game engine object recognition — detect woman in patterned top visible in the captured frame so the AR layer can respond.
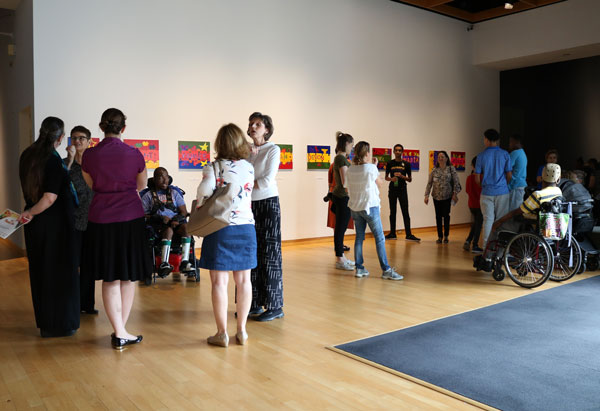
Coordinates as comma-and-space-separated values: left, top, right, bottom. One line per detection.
424, 151, 462, 244
196, 123, 255, 347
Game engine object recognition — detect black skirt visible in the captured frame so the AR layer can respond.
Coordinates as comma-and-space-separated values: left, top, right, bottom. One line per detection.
82, 217, 152, 282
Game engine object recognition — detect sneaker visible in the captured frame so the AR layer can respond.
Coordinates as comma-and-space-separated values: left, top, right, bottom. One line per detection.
443, 237, 449, 244
463, 241, 471, 251
345, 259, 355, 266
335, 261, 354, 271
355, 268, 370, 278
385, 233, 397, 240
158, 262, 173, 278
382, 268, 404, 280
179, 260, 194, 273
405, 235, 421, 242
436, 238, 443, 244
471, 246, 483, 253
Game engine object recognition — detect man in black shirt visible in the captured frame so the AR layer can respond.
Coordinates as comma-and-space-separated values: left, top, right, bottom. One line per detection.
385, 144, 420, 241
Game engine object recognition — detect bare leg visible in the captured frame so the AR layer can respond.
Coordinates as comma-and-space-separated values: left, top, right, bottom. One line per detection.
102, 281, 136, 340
233, 270, 251, 333
120, 281, 136, 326
210, 270, 229, 334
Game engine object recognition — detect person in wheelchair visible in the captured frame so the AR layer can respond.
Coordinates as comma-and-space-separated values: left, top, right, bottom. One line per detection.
475, 163, 563, 271
142, 167, 193, 277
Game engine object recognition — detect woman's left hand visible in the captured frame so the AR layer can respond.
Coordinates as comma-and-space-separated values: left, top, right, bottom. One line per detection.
20, 210, 34, 223
452, 193, 458, 204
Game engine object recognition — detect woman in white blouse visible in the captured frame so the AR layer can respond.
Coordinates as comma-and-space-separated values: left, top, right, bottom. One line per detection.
345, 141, 404, 280
246, 112, 284, 322
197, 123, 255, 347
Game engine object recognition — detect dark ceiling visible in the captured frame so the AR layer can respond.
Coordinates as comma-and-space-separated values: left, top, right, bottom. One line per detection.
390, 0, 567, 23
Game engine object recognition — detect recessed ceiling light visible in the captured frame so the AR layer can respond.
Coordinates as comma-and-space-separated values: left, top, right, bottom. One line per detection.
505, 2, 514, 9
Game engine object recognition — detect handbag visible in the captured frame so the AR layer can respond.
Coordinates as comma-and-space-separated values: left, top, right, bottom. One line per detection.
539, 212, 570, 240
187, 161, 239, 238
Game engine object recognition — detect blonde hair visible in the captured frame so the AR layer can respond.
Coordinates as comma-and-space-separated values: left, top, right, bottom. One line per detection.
214, 123, 250, 160
352, 141, 370, 165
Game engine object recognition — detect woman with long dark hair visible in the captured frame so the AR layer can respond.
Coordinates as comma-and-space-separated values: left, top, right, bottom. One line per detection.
424, 151, 461, 243
19, 116, 80, 337
81, 108, 151, 350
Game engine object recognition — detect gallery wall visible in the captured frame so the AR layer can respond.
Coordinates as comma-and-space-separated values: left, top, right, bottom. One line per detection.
29, 0, 500, 241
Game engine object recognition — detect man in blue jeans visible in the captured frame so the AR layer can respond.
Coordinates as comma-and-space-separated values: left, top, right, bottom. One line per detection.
475, 129, 512, 248
508, 134, 528, 211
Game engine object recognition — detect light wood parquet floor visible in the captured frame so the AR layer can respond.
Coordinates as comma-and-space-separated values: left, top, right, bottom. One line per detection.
1, 227, 595, 410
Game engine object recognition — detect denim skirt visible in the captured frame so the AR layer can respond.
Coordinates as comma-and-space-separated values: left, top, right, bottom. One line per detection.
199, 224, 257, 271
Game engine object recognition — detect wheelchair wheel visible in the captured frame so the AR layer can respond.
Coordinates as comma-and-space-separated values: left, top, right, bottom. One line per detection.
492, 261, 505, 281
549, 234, 582, 281
504, 232, 553, 288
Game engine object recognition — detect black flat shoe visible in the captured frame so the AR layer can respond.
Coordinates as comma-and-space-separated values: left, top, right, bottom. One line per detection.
343, 245, 350, 252
234, 306, 265, 318
111, 333, 143, 350
254, 308, 284, 322
40, 328, 77, 338
81, 309, 99, 315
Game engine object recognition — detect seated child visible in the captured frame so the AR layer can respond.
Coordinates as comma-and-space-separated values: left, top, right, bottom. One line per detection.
478, 163, 563, 269
142, 167, 193, 277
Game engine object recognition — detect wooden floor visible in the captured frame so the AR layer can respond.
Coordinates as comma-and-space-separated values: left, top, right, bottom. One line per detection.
1, 227, 595, 410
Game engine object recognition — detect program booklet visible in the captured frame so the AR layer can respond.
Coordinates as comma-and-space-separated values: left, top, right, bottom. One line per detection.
0, 209, 29, 239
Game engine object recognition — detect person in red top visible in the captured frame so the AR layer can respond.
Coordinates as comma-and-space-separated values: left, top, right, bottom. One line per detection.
464, 156, 483, 253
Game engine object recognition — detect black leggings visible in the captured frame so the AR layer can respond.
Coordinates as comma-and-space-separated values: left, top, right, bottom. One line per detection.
388, 188, 411, 236
332, 195, 351, 257
433, 198, 451, 239
466, 207, 483, 246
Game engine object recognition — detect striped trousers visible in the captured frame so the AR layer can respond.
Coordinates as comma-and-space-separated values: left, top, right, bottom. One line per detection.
251, 196, 283, 310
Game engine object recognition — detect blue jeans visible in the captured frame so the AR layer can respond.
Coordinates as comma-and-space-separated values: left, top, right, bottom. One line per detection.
351, 207, 390, 272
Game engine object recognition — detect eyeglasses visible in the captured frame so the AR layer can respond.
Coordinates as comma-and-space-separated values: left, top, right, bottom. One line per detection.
70, 136, 90, 141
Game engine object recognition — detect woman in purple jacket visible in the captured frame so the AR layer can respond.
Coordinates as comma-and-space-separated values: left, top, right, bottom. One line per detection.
81, 108, 152, 350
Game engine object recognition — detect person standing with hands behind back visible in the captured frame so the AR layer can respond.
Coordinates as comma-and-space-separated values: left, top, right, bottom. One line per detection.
385, 144, 420, 242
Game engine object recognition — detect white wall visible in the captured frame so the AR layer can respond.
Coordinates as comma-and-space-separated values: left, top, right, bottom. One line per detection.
472, 0, 600, 69
32, 0, 499, 241
0, 0, 33, 248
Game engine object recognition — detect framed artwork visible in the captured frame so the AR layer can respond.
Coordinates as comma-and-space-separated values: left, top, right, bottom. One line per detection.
178, 141, 210, 169
372, 148, 392, 171
451, 151, 466, 171
277, 144, 293, 170
307, 145, 331, 170
124, 139, 159, 169
404, 149, 420, 171
429, 150, 441, 173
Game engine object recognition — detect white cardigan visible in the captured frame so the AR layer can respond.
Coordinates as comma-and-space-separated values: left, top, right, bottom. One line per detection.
248, 142, 280, 201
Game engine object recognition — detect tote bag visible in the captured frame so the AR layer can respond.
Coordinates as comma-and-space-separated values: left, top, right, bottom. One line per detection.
188, 161, 238, 237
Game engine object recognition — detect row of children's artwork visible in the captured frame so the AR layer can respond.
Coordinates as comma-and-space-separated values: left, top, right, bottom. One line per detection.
72, 138, 465, 172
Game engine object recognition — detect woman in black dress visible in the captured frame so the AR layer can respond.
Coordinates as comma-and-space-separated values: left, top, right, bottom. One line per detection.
19, 116, 80, 338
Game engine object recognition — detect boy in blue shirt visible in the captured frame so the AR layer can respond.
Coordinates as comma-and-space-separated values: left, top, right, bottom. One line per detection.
474, 129, 512, 247
142, 167, 193, 277
508, 134, 528, 211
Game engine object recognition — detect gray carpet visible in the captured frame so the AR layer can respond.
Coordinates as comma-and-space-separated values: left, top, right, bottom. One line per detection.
334, 276, 600, 411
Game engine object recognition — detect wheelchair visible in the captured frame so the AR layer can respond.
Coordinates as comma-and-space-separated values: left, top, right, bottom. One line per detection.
141, 177, 200, 285
474, 198, 583, 288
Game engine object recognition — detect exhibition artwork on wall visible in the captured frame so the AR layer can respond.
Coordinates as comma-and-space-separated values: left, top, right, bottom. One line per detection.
404, 149, 420, 171
67, 137, 100, 147
428, 150, 441, 173
307, 145, 331, 170
178, 141, 210, 169
451, 151, 466, 171
124, 139, 159, 169
372, 148, 392, 171
277, 144, 293, 170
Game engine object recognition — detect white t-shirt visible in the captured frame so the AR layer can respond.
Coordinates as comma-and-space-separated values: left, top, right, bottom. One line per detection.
345, 163, 380, 213
247, 142, 280, 201
196, 159, 255, 226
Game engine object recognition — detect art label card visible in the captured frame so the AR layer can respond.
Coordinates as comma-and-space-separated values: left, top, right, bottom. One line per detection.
178, 141, 210, 169
307, 145, 331, 170
372, 148, 392, 171
404, 149, 420, 171
124, 139, 159, 169
277, 144, 293, 170
451, 151, 466, 171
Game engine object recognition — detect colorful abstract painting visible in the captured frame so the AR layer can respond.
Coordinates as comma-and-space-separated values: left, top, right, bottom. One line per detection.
372, 148, 392, 171
404, 149, 420, 171
67, 137, 100, 147
451, 151, 466, 172
178, 141, 210, 169
307, 145, 331, 170
429, 150, 442, 173
124, 139, 159, 169
276, 144, 293, 170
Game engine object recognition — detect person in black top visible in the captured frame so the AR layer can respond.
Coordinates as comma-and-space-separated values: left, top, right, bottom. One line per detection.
385, 144, 420, 241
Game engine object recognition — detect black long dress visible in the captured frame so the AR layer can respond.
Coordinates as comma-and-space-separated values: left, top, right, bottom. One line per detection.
20, 152, 80, 333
